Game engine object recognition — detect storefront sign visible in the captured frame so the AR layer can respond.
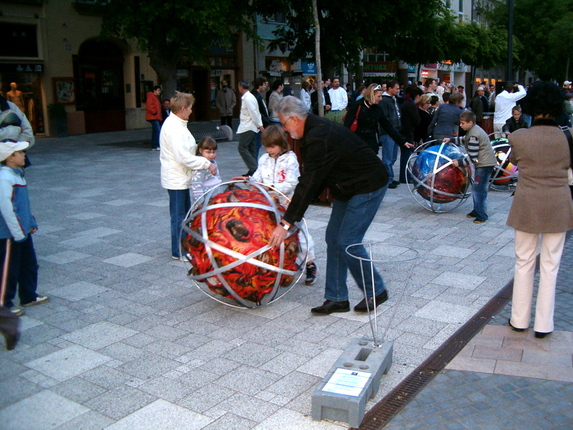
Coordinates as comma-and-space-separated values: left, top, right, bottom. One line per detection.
301, 61, 316, 75
0, 63, 43, 73
363, 62, 398, 74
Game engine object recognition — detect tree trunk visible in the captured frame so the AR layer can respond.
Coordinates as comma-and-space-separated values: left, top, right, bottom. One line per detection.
149, 47, 179, 100
312, 0, 323, 116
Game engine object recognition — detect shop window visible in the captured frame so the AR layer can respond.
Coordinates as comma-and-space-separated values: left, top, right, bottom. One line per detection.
1, 24, 38, 58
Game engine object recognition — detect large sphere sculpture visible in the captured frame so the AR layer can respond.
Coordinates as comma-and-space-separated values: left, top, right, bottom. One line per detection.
490, 138, 518, 187
406, 140, 472, 213
180, 181, 304, 308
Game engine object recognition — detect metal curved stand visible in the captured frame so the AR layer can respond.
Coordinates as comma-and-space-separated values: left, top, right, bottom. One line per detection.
345, 242, 419, 347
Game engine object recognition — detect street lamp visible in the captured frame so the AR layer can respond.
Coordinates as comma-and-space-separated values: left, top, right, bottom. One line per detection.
506, 0, 514, 81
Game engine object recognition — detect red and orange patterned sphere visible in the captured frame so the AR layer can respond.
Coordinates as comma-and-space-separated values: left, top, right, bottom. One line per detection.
182, 186, 299, 306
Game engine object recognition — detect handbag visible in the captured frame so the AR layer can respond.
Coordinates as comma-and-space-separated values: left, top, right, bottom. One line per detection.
349, 104, 362, 132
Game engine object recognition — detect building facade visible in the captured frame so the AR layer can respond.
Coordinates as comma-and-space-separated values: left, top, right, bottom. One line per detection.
0, 0, 255, 136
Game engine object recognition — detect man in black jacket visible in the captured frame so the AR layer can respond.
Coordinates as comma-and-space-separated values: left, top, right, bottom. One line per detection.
269, 96, 413, 315
310, 79, 332, 115
251, 78, 272, 158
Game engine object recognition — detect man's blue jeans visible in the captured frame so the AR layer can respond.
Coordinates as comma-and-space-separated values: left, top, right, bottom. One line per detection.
380, 134, 399, 182
148, 120, 161, 149
324, 186, 388, 302
472, 166, 494, 221
168, 189, 191, 258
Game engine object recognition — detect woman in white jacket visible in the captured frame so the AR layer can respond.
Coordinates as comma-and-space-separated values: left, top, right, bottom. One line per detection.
235, 125, 318, 285
160, 92, 216, 260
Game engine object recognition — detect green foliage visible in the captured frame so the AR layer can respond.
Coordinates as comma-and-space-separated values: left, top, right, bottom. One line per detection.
487, 0, 573, 80
97, 0, 256, 93
255, 0, 505, 73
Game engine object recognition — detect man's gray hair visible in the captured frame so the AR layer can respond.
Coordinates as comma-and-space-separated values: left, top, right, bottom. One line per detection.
274, 96, 310, 120
239, 80, 250, 90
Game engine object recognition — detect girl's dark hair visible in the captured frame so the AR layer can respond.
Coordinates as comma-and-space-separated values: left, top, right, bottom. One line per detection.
522, 81, 564, 118
196, 136, 217, 154
261, 124, 290, 153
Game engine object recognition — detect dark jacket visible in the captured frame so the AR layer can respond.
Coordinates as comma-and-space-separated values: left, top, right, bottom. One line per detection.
428, 103, 463, 138
470, 95, 484, 123
502, 116, 529, 133
399, 98, 420, 142
251, 89, 272, 127
311, 89, 332, 115
283, 114, 388, 224
378, 94, 402, 135
343, 99, 407, 153
415, 108, 433, 143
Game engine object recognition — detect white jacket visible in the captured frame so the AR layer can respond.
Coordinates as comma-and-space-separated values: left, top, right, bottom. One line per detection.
494, 85, 527, 124
252, 151, 300, 202
160, 114, 211, 190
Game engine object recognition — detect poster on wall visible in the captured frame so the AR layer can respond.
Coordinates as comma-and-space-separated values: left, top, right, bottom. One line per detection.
52, 78, 75, 104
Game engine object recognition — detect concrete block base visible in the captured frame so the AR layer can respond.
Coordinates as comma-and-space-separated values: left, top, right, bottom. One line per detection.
311, 338, 393, 428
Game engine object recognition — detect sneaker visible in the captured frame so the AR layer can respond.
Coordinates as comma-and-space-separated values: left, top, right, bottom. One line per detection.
21, 295, 50, 307
473, 218, 487, 224
388, 180, 399, 189
305, 262, 318, 285
466, 211, 478, 218
10, 307, 24, 317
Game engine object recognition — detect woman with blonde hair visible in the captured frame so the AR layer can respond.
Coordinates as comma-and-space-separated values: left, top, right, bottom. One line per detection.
343, 83, 410, 154
415, 94, 433, 144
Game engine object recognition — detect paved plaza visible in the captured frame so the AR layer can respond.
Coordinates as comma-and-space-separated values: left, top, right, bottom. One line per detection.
0, 126, 571, 429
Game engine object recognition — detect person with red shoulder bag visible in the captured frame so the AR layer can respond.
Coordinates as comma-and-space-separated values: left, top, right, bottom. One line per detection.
343, 83, 409, 158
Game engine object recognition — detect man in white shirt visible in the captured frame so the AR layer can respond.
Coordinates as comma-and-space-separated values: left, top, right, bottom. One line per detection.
326, 77, 348, 123
237, 80, 264, 176
494, 83, 527, 136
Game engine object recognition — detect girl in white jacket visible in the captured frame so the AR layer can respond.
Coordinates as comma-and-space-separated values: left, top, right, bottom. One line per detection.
236, 125, 317, 285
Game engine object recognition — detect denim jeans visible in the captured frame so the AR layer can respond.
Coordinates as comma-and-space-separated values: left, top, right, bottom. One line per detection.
238, 131, 258, 175
380, 134, 399, 182
0, 236, 39, 309
324, 186, 388, 302
168, 189, 191, 258
472, 166, 494, 220
148, 120, 161, 149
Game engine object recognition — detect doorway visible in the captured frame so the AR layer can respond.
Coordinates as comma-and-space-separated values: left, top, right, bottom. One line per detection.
74, 40, 125, 133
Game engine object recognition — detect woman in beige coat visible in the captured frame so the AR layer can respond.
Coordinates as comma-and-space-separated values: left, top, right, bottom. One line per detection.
507, 81, 573, 338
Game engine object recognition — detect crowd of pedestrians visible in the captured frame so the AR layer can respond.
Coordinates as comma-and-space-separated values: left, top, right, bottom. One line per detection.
2, 72, 572, 351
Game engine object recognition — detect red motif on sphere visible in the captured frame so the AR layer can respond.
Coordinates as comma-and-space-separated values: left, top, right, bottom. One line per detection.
182, 188, 299, 304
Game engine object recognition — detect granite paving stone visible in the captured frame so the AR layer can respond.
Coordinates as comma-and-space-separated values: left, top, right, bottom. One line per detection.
1, 127, 571, 429
0, 390, 88, 430
25, 345, 112, 382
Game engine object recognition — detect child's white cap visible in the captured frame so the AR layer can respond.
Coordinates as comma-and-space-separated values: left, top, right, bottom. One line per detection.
0, 140, 29, 162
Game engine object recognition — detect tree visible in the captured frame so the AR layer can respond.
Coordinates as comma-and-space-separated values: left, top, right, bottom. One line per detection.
255, 0, 505, 77
487, 0, 573, 81
97, 0, 256, 97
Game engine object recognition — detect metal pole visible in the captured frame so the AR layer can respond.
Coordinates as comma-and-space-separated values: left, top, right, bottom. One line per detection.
506, 0, 514, 81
